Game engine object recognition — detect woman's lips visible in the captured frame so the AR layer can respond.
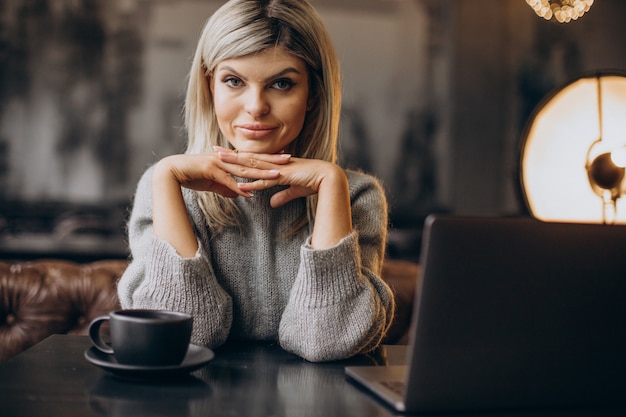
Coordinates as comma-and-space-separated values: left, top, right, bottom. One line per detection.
237, 123, 277, 139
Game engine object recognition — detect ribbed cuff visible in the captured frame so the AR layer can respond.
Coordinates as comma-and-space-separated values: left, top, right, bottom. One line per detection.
295, 231, 365, 308
143, 236, 216, 308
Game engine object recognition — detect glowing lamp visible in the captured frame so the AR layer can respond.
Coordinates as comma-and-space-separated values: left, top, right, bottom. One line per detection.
519, 71, 626, 224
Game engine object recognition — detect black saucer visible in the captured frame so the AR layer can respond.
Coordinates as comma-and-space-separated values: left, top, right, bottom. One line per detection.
84, 344, 214, 380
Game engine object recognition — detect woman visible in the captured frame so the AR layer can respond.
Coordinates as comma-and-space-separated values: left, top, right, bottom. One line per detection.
117, 0, 394, 362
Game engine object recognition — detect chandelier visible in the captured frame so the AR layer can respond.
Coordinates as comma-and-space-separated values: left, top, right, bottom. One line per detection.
526, 0, 594, 23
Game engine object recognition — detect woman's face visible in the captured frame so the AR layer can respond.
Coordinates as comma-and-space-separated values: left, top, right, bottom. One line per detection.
210, 47, 310, 154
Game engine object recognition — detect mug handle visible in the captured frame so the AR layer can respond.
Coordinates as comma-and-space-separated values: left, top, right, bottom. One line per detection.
88, 315, 114, 354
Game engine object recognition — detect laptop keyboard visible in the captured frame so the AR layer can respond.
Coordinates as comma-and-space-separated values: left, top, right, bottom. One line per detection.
380, 380, 405, 396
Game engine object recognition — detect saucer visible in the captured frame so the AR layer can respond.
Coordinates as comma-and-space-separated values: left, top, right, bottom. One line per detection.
84, 344, 214, 380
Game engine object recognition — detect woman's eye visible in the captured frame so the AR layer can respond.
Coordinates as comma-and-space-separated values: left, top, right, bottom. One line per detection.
272, 79, 294, 90
224, 77, 243, 87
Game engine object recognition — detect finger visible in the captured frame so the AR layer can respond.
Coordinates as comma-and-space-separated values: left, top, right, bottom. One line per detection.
214, 146, 292, 165
210, 170, 255, 198
221, 159, 282, 179
269, 186, 313, 208
237, 178, 280, 192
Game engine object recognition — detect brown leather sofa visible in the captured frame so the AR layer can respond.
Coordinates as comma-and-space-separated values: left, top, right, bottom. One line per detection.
0, 258, 418, 362
0, 260, 125, 362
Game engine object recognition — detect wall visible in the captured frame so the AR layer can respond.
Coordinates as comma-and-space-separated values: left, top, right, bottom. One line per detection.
1, 0, 625, 259
450, 0, 626, 215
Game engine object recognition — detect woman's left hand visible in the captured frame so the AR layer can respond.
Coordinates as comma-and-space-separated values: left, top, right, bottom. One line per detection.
215, 146, 339, 207
215, 146, 352, 248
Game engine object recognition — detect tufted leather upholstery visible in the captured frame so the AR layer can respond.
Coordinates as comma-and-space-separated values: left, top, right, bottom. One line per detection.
381, 259, 420, 345
0, 260, 125, 362
0, 258, 418, 362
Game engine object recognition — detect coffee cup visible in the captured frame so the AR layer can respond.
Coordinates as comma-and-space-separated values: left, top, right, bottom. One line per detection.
88, 309, 193, 366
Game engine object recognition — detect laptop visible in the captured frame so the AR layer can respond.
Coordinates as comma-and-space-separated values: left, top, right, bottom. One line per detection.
346, 215, 626, 413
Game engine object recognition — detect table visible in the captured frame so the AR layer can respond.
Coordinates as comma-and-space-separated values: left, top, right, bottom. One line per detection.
0, 335, 400, 417
0, 335, 623, 417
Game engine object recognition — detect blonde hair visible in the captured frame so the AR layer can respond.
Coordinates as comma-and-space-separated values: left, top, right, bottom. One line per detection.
184, 0, 341, 235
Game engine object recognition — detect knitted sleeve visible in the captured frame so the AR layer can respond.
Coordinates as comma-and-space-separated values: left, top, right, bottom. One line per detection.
278, 171, 394, 362
116, 166, 233, 348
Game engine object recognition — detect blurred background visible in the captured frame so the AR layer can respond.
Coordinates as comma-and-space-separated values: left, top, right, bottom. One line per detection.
1, 0, 625, 261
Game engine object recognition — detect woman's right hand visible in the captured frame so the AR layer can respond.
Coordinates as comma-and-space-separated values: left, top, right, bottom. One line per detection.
154, 153, 284, 198
150, 152, 286, 258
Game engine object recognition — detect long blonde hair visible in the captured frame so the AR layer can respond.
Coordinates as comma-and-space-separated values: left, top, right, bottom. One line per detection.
184, 0, 341, 235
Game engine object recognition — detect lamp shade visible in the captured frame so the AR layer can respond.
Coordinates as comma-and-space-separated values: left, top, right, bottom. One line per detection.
519, 71, 626, 224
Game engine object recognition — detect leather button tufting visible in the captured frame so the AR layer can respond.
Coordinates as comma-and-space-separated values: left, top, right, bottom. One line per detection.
0, 259, 128, 362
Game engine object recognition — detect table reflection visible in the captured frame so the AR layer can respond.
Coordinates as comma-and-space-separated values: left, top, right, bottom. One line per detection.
88, 376, 209, 417
86, 342, 390, 417
84, 342, 626, 417
3, 336, 624, 417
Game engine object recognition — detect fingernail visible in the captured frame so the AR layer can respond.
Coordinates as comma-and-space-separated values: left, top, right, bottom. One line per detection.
279, 154, 291, 158
213, 146, 227, 152
269, 169, 280, 175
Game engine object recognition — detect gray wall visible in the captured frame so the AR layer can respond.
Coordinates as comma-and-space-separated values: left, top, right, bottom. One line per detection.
1, 0, 626, 257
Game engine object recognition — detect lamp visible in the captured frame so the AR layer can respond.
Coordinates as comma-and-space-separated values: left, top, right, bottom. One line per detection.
526, 0, 594, 23
519, 71, 626, 224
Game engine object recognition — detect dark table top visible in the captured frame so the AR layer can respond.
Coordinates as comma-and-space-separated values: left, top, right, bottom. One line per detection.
0, 335, 403, 417
0, 335, 624, 417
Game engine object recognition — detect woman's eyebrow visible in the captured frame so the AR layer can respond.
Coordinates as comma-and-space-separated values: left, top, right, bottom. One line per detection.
217, 65, 302, 82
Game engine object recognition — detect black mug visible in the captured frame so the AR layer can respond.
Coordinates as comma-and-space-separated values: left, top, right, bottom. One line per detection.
89, 309, 193, 366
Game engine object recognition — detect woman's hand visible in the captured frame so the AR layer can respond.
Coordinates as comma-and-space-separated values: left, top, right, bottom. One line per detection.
151, 151, 287, 258
215, 147, 334, 206
159, 151, 288, 198
215, 147, 353, 249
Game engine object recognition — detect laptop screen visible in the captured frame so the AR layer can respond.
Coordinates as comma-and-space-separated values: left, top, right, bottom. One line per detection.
403, 215, 626, 411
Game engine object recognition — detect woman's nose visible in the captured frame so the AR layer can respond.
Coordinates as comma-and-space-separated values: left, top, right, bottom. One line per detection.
244, 88, 270, 117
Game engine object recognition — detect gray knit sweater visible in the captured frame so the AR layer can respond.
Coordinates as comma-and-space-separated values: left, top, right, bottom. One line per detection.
117, 165, 394, 362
